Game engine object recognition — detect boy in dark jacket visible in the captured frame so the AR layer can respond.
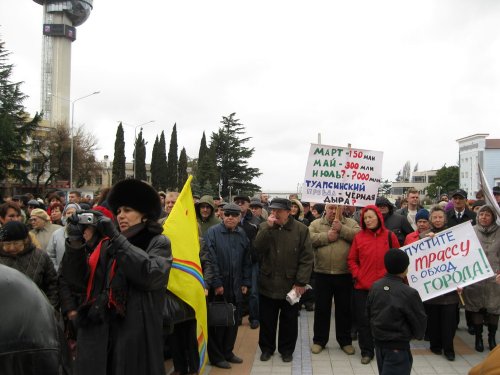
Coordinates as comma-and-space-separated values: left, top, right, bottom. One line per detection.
366, 248, 427, 375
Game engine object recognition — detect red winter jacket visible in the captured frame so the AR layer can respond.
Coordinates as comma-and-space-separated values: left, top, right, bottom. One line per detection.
403, 230, 420, 246
347, 205, 400, 291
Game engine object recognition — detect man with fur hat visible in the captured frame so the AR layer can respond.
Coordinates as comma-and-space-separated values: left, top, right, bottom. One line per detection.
366, 249, 427, 375
29, 208, 62, 251
196, 195, 221, 235
254, 198, 314, 363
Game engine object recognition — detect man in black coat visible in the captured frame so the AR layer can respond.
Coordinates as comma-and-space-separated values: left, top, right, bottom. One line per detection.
204, 203, 252, 369
375, 197, 413, 245
446, 189, 476, 228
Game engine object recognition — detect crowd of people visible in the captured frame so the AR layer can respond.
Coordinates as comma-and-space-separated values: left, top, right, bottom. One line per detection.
0, 184, 499, 375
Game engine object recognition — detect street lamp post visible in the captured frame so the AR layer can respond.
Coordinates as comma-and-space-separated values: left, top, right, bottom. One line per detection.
70, 91, 100, 189
120, 120, 155, 178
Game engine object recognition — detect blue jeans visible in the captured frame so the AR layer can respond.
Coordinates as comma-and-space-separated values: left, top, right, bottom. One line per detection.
249, 263, 259, 322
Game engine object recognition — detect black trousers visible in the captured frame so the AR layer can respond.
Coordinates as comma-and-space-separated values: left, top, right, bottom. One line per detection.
259, 294, 299, 356
207, 308, 239, 365
313, 273, 353, 348
353, 289, 374, 358
375, 347, 413, 375
169, 319, 200, 373
425, 303, 458, 355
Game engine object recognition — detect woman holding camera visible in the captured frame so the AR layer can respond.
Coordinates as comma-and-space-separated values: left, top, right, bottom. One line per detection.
60, 179, 172, 375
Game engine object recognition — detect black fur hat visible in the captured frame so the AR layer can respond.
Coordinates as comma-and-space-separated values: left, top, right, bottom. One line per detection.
107, 179, 162, 221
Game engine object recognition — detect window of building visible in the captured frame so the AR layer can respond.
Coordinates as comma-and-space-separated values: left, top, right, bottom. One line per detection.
95, 175, 102, 185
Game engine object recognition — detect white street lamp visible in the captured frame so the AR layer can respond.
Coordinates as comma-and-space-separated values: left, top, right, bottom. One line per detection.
119, 120, 155, 178
70, 91, 100, 189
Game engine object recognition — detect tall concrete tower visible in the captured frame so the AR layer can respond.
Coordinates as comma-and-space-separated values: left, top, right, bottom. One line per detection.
33, 1, 94, 127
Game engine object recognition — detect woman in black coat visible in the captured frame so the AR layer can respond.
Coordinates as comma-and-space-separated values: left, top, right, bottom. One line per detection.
0, 220, 58, 308
60, 179, 172, 375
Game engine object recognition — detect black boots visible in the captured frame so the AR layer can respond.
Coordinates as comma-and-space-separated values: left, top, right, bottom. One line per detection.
488, 324, 497, 351
475, 324, 484, 352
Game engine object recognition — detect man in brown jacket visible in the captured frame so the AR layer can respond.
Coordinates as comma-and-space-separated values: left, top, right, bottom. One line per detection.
254, 198, 314, 363
309, 203, 360, 355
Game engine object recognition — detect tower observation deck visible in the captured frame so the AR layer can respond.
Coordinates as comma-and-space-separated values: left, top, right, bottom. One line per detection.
33, 1, 94, 127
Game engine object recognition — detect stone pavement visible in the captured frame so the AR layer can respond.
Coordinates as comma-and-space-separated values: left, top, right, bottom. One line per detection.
168, 308, 491, 375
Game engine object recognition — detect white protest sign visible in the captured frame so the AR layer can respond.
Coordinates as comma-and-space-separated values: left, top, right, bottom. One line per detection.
301, 144, 383, 206
402, 221, 495, 302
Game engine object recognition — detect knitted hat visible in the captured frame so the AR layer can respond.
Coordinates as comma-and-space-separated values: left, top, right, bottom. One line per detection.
415, 208, 429, 221
30, 208, 50, 222
384, 248, 410, 275
0, 221, 29, 241
62, 203, 81, 216
108, 179, 161, 221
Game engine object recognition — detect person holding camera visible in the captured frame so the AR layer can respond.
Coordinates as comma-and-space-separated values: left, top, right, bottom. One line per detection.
59, 179, 172, 375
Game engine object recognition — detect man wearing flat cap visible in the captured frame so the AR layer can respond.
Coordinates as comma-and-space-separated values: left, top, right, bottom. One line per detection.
234, 195, 262, 329
446, 189, 476, 228
253, 198, 314, 363
493, 186, 500, 207
203, 203, 252, 369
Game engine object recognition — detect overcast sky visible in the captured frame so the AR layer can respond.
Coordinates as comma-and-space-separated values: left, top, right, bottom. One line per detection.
1, 0, 499, 193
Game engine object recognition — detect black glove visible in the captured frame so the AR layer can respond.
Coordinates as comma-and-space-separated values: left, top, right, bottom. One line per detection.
67, 212, 80, 226
66, 221, 84, 243
96, 215, 119, 240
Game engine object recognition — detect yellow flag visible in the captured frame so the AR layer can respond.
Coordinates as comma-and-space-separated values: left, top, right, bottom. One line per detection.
163, 175, 208, 372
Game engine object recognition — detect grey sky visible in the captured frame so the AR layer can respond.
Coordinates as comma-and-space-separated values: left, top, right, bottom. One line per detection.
1, 0, 499, 192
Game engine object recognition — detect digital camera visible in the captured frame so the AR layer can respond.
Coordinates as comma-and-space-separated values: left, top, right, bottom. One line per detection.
77, 212, 96, 225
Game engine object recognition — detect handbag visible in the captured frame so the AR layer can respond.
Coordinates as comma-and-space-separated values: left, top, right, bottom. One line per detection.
207, 296, 236, 327
163, 290, 196, 334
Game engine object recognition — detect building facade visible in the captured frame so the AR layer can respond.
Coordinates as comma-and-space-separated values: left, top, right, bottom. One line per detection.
456, 133, 500, 197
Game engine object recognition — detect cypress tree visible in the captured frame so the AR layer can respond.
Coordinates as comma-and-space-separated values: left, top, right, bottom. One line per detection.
112, 122, 126, 184
158, 131, 168, 190
166, 123, 178, 190
177, 147, 188, 190
135, 129, 147, 181
150, 135, 160, 189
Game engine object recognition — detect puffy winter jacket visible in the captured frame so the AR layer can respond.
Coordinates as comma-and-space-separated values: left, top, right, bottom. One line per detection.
347, 205, 400, 291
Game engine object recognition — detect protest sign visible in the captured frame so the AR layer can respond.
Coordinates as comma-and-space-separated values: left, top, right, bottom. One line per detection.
402, 221, 495, 302
301, 143, 383, 206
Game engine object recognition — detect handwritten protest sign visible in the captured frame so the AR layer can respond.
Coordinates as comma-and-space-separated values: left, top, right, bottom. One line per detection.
301, 144, 383, 206
402, 222, 494, 302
